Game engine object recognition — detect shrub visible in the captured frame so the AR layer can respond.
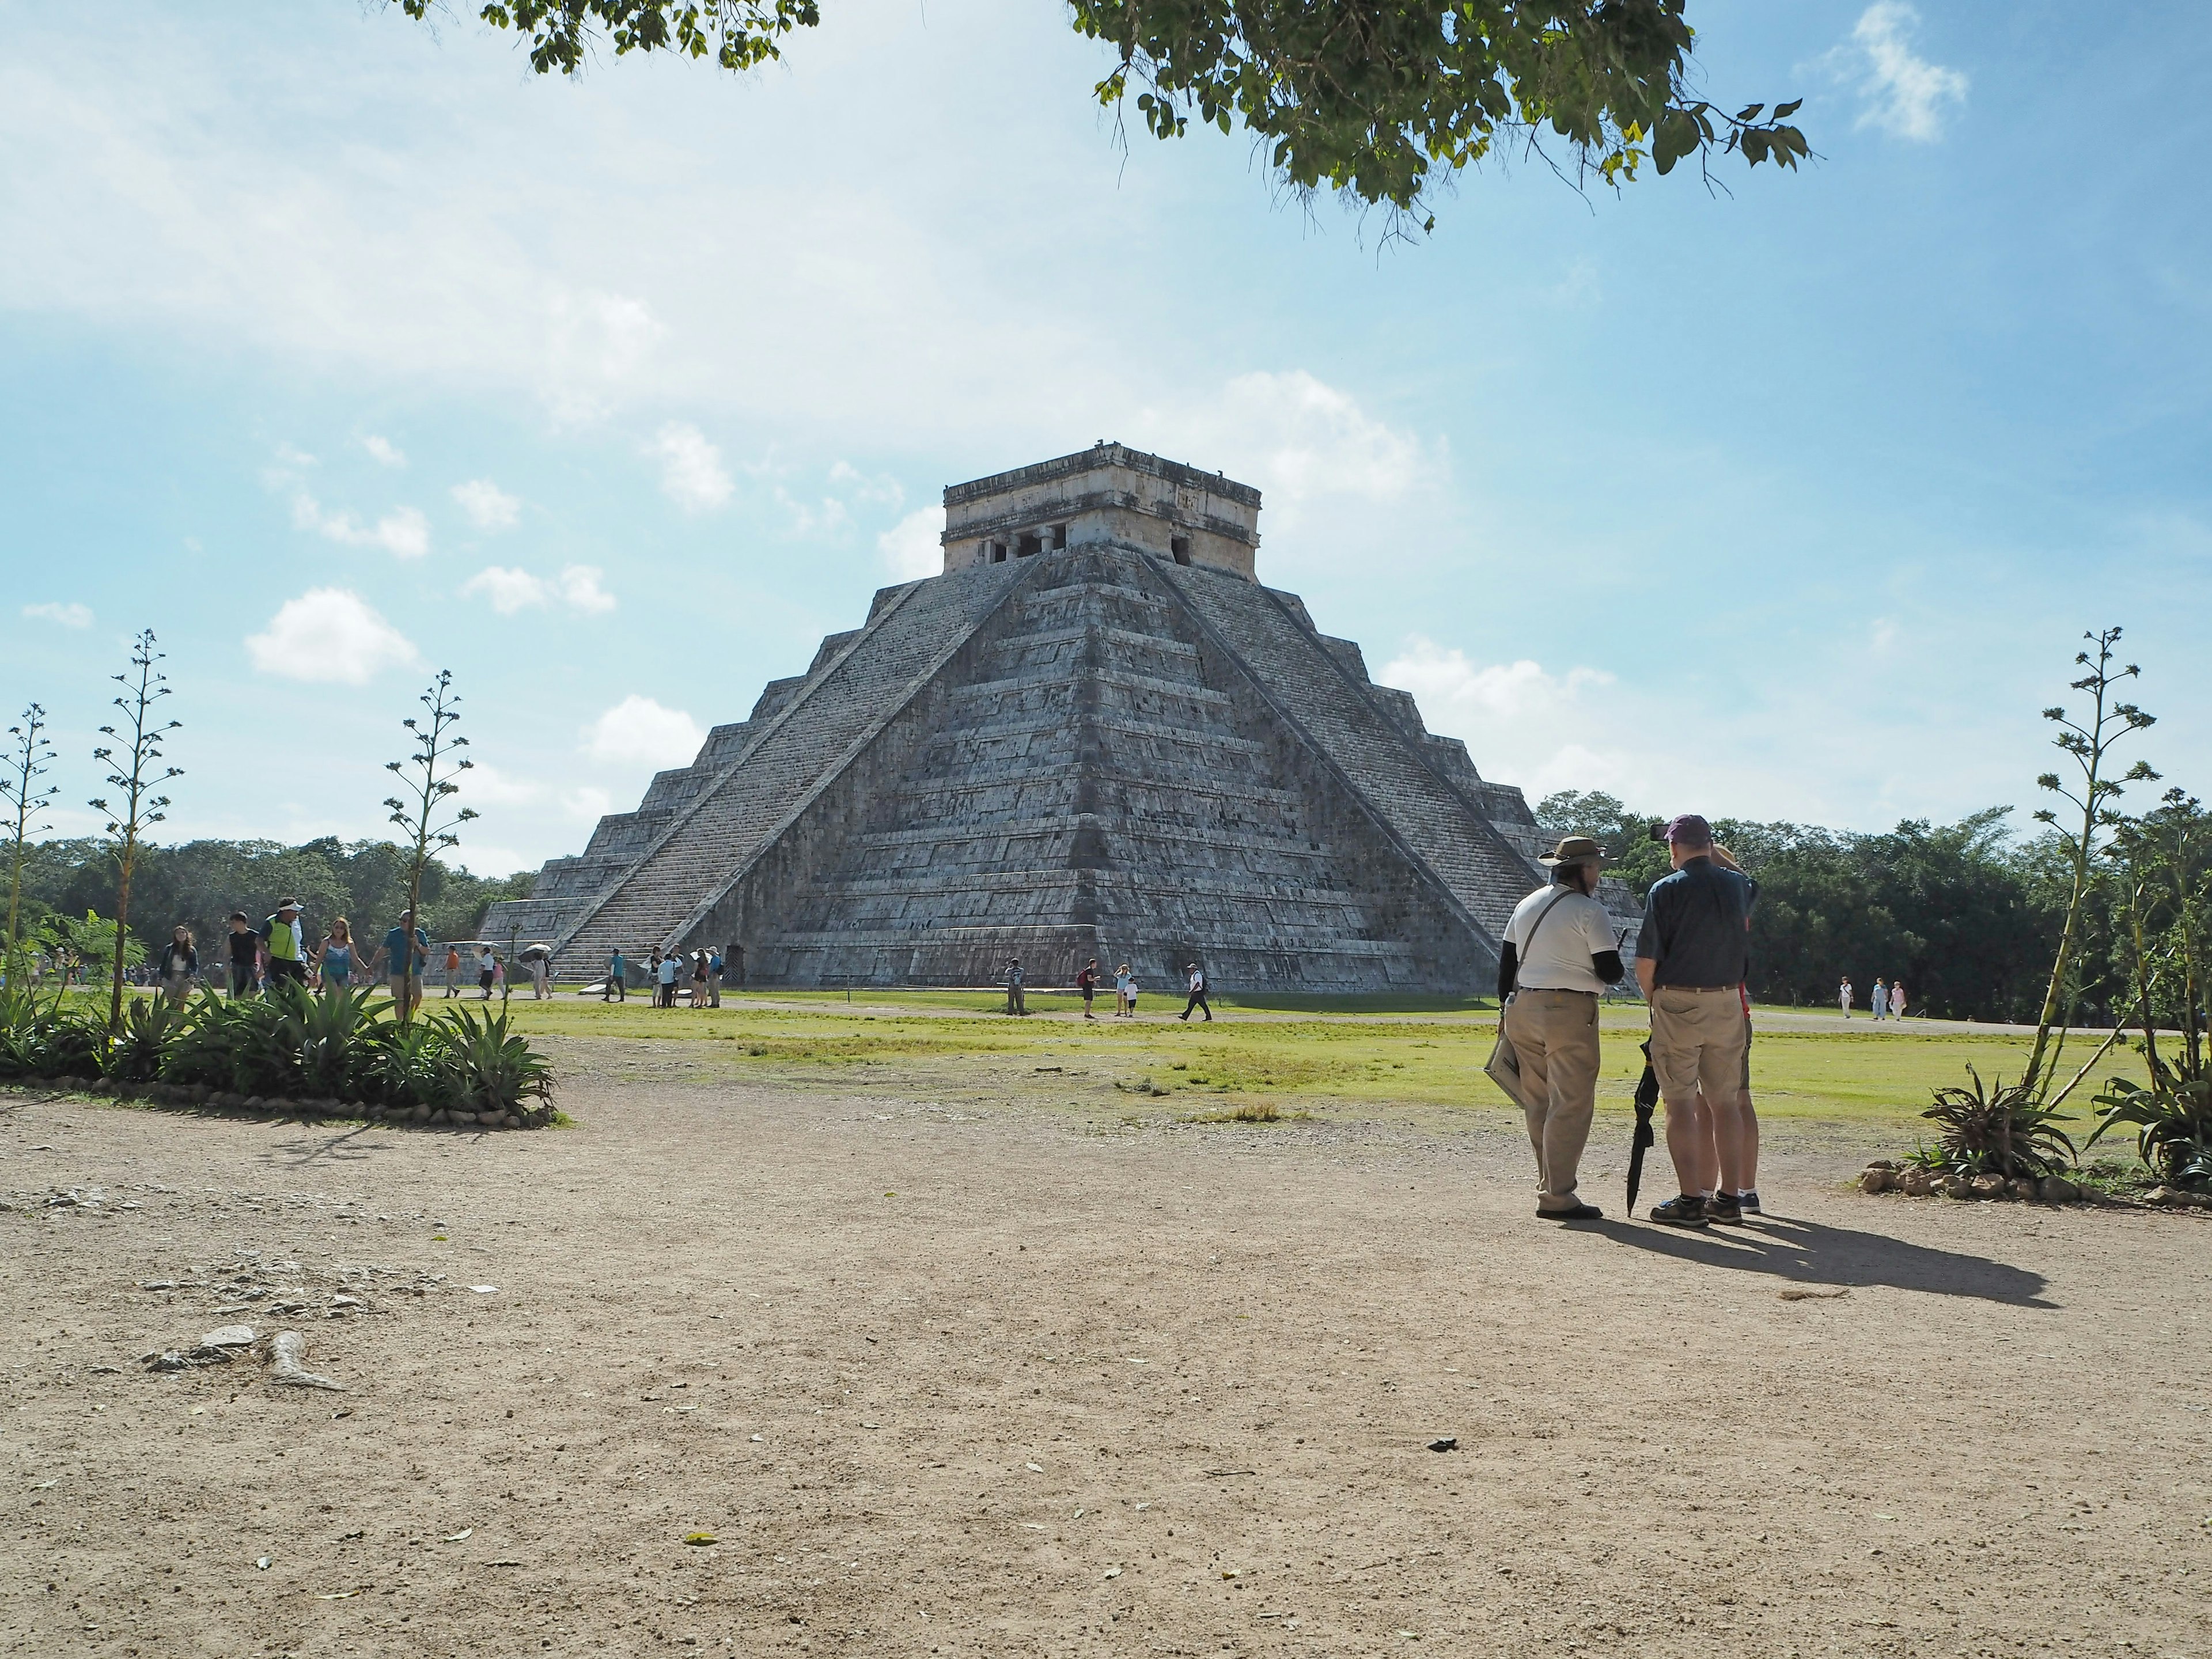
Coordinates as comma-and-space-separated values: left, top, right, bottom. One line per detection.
2086, 1070, 2212, 1191
0, 980, 557, 1122
0, 983, 103, 1080
103, 994, 192, 1085
1921, 1065, 2078, 1179
431, 1003, 552, 1115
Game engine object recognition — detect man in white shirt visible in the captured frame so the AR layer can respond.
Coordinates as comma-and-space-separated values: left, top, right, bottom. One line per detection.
1498, 836, 1627, 1221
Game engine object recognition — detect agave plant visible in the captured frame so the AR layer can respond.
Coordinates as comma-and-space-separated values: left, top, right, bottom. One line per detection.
2086, 1070, 2212, 1191
431, 1003, 552, 1116
1922, 1065, 2078, 1179
101, 993, 193, 1085
0, 981, 101, 1078
160, 990, 297, 1096
369, 1017, 449, 1110
271, 982, 389, 1100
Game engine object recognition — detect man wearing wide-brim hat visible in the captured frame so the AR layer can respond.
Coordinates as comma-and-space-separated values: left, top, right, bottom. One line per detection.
1496, 836, 1627, 1222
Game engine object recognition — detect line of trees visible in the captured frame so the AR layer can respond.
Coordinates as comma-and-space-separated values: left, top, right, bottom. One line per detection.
1536, 793, 2066, 1022
5, 835, 532, 973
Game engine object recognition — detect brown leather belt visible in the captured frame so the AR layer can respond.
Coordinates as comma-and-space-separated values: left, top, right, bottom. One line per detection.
1660, 984, 1738, 993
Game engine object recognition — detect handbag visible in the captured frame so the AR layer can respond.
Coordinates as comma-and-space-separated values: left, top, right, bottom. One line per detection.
1484, 889, 1573, 1110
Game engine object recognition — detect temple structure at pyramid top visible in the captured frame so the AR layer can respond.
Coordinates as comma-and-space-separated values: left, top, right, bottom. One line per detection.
484, 444, 1635, 991
941, 442, 1263, 579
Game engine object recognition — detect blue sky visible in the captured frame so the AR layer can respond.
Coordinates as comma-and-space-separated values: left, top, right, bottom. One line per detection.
3, 1, 2207, 876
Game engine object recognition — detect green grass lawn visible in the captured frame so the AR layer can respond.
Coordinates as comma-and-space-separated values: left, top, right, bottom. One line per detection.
475, 987, 2063, 1132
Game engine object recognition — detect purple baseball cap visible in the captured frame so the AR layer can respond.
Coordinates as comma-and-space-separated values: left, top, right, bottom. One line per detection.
1662, 814, 1714, 847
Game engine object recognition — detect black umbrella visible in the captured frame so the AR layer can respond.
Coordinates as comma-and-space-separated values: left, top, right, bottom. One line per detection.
1626, 1039, 1660, 1217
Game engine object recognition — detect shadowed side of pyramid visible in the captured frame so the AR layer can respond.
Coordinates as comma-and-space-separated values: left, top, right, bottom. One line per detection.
483, 445, 1607, 991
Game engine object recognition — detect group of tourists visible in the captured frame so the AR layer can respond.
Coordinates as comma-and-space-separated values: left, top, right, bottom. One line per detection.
1498, 813, 1762, 1230
1013, 957, 1210, 1020
601, 946, 727, 1008
1836, 975, 1908, 1020
104, 900, 556, 1015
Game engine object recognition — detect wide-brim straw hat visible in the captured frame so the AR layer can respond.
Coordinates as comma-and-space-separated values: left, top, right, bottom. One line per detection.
1537, 835, 1610, 868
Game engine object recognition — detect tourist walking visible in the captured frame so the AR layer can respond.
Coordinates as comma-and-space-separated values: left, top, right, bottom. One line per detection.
517, 943, 550, 999
1838, 976, 1853, 1018
263, 899, 309, 990
1498, 835, 1625, 1221
1003, 957, 1026, 1016
443, 944, 463, 998
1871, 977, 1889, 1020
1180, 962, 1212, 1022
1113, 963, 1132, 1017
1076, 959, 1100, 1019
605, 948, 627, 1002
1634, 815, 1758, 1229
225, 912, 259, 996
317, 918, 358, 996
1890, 980, 1908, 1021
384, 910, 429, 1016
157, 926, 198, 1006
656, 948, 680, 1008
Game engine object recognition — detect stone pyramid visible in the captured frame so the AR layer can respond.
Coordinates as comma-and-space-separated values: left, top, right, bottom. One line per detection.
484, 444, 1589, 992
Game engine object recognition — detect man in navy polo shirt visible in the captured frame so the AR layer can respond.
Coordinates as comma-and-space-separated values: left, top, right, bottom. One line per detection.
1635, 814, 1758, 1229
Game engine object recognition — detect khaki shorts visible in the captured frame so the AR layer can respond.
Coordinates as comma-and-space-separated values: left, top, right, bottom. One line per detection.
1649, 986, 1749, 1105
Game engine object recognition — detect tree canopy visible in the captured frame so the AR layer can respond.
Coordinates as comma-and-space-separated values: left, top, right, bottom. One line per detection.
9, 836, 533, 967
396, 1, 1808, 229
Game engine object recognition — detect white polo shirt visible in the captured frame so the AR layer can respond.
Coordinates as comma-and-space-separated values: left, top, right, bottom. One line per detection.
1503, 884, 1619, 995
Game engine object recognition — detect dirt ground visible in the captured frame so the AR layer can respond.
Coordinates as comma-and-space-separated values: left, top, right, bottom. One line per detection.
3, 1039, 2208, 1659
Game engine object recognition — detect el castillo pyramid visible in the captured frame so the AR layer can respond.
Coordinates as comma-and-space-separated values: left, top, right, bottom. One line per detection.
484, 443, 1602, 992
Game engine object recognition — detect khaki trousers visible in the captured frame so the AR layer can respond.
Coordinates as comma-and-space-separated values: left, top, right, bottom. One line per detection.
1503, 989, 1601, 1207
1648, 986, 1749, 1104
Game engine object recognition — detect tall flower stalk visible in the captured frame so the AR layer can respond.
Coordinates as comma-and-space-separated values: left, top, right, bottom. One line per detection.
382, 671, 475, 1023
2021, 627, 2157, 1100
2, 703, 58, 977
89, 631, 183, 1033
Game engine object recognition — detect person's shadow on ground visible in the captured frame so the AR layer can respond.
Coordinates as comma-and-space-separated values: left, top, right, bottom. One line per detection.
1590, 1213, 2053, 1308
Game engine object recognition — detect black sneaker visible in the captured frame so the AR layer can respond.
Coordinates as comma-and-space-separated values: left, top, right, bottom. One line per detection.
1707, 1192, 1745, 1225
1738, 1190, 1763, 1216
1649, 1195, 1709, 1228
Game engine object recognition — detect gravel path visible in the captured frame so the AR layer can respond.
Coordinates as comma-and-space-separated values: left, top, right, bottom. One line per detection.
2, 1053, 2206, 1658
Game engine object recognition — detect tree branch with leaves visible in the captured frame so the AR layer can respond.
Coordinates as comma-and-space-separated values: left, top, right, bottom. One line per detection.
2, 703, 59, 978
88, 631, 184, 1033
2021, 627, 2158, 1099
393, 0, 1806, 233
382, 671, 476, 1022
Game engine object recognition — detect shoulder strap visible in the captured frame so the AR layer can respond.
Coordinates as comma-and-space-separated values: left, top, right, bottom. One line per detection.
1522, 888, 1574, 952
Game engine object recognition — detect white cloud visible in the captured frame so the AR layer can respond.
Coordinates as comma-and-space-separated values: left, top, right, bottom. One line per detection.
1135, 371, 1438, 509
362, 433, 406, 467
580, 694, 705, 769
561, 786, 613, 821
1839, 3, 1968, 142
460, 762, 544, 806
879, 506, 944, 579
828, 460, 904, 509
292, 494, 431, 558
1377, 638, 1633, 801
245, 588, 421, 683
461, 565, 547, 615
462, 563, 616, 615
451, 477, 521, 532
554, 565, 616, 613
22, 601, 93, 628
650, 422, 733, 513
